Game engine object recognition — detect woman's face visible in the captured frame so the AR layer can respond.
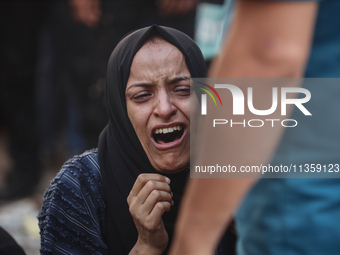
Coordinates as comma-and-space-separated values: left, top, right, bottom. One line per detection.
126, 38, 193, 173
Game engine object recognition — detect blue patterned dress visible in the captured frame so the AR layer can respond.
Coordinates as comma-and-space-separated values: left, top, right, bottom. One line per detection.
39, 149, 108, 254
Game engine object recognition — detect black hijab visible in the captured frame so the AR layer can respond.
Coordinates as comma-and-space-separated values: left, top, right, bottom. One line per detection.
98, 25, 207, 254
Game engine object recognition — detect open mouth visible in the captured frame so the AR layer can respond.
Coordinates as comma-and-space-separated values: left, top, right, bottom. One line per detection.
153, 125, 185, 144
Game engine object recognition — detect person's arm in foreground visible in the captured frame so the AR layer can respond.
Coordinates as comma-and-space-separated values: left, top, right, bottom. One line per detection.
169, 1, 318, 254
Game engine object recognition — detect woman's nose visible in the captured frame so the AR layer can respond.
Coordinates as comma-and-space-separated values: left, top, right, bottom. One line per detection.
153, 92, 177, 119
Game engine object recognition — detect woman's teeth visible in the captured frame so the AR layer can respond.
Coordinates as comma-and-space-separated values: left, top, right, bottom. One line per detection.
154, 125, 182, 134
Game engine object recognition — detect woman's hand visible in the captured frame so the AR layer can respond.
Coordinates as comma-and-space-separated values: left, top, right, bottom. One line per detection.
128, 174, 173, 255
69, 0, 101, 28
156, 0, 197, 17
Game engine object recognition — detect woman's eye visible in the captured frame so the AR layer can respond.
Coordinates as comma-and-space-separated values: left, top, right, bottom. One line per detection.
174, 86, 191, 96
132, 92, 152, 102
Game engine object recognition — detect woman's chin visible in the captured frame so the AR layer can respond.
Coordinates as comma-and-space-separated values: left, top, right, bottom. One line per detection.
151, 159, 189, 174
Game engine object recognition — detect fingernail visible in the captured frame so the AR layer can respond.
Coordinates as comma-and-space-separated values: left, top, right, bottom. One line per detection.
165, 177, 171, 184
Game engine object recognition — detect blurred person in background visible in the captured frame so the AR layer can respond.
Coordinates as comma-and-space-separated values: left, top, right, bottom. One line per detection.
0, 226, 26, 255
0, 1, 50, 200
170, 0, 340, 255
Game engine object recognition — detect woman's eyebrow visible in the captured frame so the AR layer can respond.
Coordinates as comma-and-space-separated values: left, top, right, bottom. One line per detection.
126, 83, 153, 92
168, 76, 191, 84
126, 76, 191, 92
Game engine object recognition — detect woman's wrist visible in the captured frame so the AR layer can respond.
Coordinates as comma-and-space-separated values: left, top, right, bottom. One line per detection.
129, 238, 165, 255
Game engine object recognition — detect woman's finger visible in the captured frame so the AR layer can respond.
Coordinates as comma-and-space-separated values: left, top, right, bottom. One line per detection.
132, 180, 172, 205
141, 189, 173, 215
128, 174, 170, 204
148, 201, 172, 223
